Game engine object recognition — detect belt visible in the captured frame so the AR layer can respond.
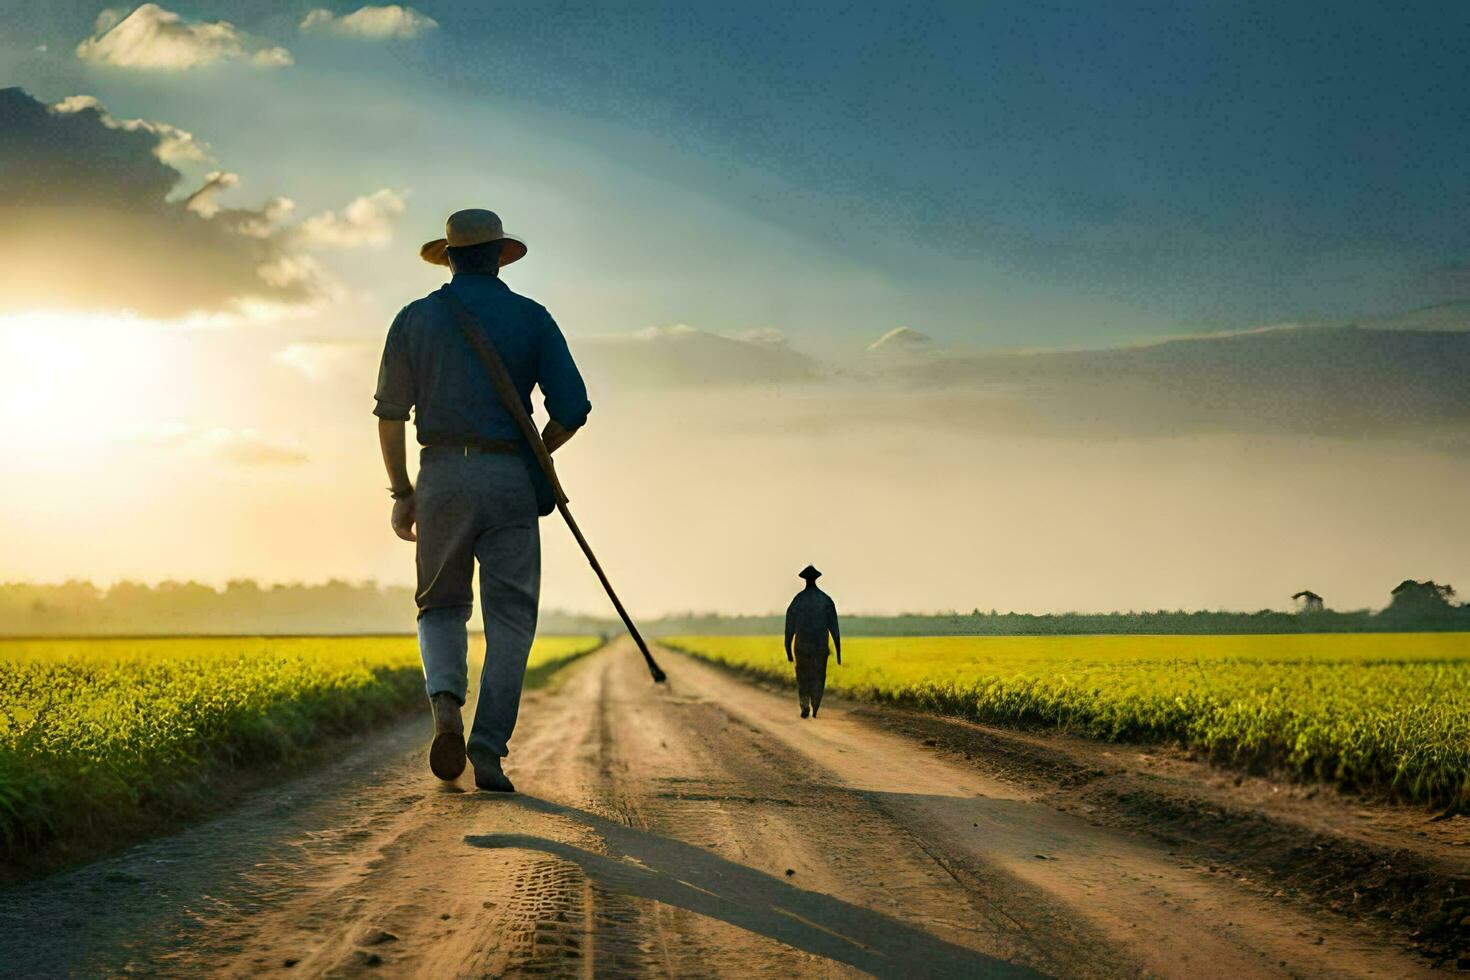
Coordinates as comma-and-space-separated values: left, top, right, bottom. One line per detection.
422, 440, 520, 457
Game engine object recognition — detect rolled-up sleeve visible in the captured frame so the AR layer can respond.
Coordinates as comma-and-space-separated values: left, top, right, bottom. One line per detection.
373, 309, 414, 421
537, 308, 591, 429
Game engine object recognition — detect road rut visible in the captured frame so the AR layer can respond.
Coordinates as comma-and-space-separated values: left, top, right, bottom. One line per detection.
0, 641, 1433, 978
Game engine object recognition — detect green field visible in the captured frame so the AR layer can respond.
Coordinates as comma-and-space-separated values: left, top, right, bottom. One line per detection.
0, 635, 601, 865
666, 634, 1470, 808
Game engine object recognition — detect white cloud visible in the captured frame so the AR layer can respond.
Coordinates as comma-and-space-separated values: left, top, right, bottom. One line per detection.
578, 324, 820, 387
3, 86, 370, 319
128, 423, 308, 465
75, 4, 293, 71
737, 327, 792, 346
296, 189, 407, 248
300, 5, 438, 40
250, 46, 294, 68
182, 170, 240, 217
198, 427, 308, 465
257, 253, 327, 290
867, 325, 932, 352
299, 9, 334, 32
228, 196, 296, 238
49, 93, 210, 164
274, 340, 375, 381
884, 323, 1470, 441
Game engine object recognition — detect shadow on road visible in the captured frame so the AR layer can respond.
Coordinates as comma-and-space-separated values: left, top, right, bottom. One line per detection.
466, 794, 1045, 979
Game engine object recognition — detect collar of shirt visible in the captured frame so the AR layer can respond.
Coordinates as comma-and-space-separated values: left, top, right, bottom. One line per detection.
450, 272, 509, 289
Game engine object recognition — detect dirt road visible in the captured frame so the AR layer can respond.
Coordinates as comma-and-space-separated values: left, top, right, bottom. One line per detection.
0, 642, 1437, 978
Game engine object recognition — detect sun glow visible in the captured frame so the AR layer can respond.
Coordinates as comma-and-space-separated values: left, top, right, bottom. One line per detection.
0, 311, 174, 450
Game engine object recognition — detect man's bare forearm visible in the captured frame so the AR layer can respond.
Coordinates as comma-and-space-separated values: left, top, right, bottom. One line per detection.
541, 420, 579, 454
378, 419, 413, 493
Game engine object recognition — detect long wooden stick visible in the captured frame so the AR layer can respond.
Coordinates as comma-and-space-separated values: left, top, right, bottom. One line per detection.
556, 501, 666, 682
441, 288, 667, 683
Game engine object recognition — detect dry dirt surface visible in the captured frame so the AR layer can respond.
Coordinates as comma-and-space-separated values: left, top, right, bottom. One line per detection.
0, 641, 1452, 978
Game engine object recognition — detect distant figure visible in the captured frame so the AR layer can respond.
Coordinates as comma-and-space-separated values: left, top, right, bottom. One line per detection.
784, 565, 841, 718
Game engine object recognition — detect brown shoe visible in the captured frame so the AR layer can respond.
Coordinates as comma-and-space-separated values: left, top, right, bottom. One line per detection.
429, 692, 466, 780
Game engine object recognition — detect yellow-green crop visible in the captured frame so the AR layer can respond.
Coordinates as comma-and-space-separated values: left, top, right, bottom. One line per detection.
0, 635, 602, 865
665, 634, 1470, 808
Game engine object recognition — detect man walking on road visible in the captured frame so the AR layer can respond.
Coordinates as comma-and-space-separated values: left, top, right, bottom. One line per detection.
785, 565, 841, 718
375, 208, 590, 793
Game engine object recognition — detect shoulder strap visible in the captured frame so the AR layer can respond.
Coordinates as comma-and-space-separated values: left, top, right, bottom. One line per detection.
438, 287, 569, 505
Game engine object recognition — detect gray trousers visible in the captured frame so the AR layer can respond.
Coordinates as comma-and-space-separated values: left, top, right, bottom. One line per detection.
415, 449, 540, 764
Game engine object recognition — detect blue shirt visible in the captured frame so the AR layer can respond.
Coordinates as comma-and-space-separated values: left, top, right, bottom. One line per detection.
373, 273, 591, 445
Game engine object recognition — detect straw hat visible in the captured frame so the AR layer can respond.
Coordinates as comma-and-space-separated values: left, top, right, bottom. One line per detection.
799, 564, 822, 581
420, 208, 527, 268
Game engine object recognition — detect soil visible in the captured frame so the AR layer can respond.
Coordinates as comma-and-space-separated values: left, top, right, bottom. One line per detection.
0, 641, 1460, 977
841, 702, 1470, 970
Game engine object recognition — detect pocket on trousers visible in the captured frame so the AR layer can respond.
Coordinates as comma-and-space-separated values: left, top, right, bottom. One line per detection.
474, 456, 538, 524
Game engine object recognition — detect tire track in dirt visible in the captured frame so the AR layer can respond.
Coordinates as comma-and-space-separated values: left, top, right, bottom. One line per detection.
577, 642, 1099, 977
655, 647, 1439, 978
0, 640, 1439, 978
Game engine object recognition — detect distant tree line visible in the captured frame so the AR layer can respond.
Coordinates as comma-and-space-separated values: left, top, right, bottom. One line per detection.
0, 577, 1464, 638
649, 579, 1470, 637
0, 580, 611, 637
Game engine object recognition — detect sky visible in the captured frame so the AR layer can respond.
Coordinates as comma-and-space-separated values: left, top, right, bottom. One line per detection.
1, 1, 1468, 617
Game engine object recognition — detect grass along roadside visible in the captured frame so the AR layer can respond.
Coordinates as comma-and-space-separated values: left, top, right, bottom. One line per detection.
523, 634, 610, 690
0, 634, 603, 873
664, 633, 1470, 810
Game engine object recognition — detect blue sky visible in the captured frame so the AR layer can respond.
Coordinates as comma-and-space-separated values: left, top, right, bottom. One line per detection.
2, 2, 1469, 613
5, 1, 1468, 348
